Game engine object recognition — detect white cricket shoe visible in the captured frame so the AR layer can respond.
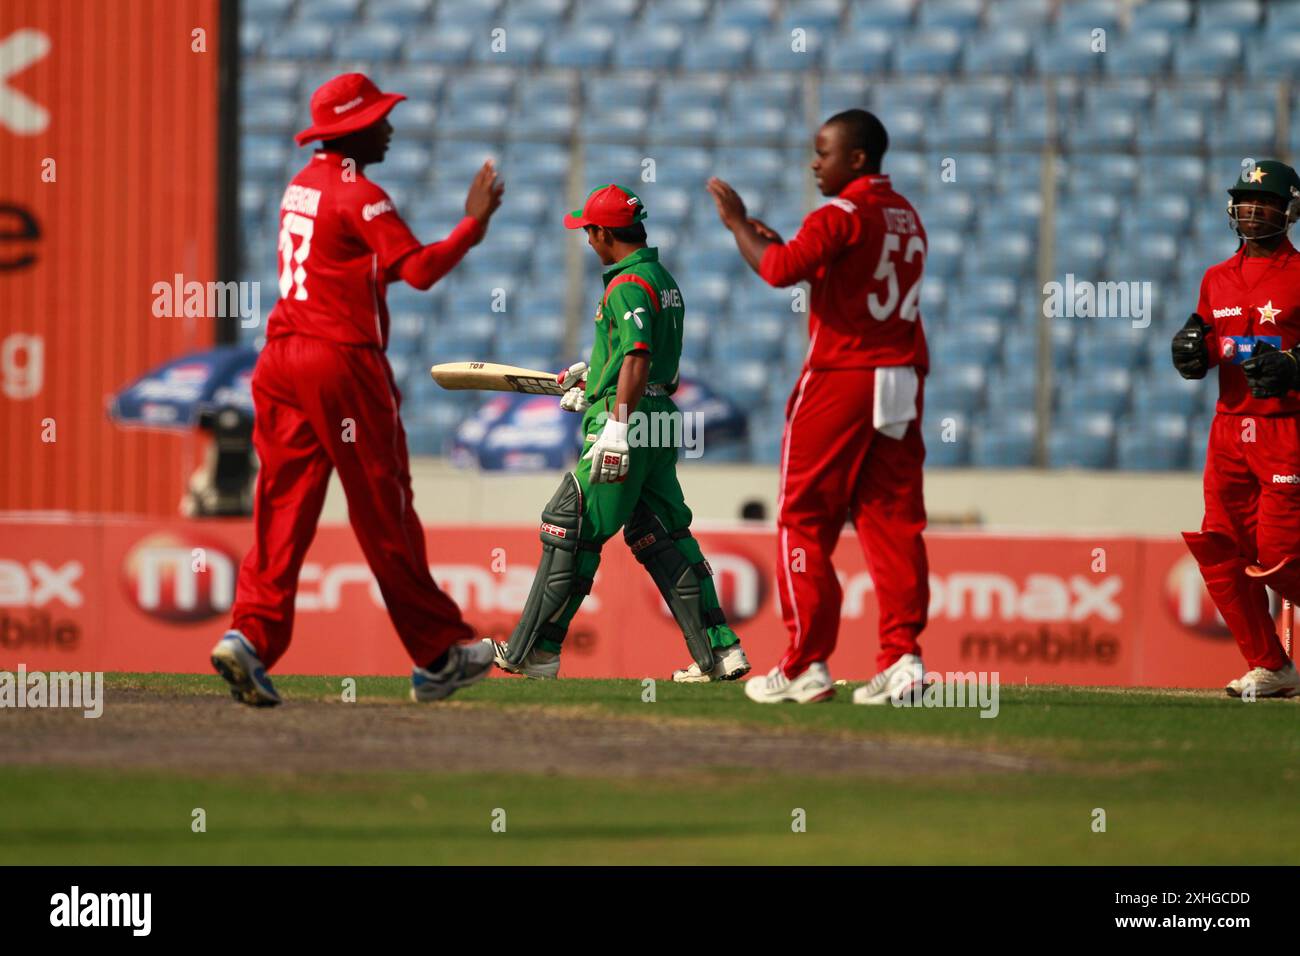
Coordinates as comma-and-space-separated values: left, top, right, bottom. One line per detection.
1226, 661, 1300, 699
211, 631, 282, 707
743, 662, 835, 703
673, 644, 752, 683
410, 641, 497, 702
484, 638, 560, 680
852, 653, 925, 706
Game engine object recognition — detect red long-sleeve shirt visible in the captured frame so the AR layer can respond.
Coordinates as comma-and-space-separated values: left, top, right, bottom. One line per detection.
266, 150, 482, 349
1197, 238, 1300, 416
759, 174, 929, 372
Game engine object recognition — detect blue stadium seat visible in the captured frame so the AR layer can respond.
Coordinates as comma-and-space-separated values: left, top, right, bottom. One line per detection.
263, 25, 333, 59
925, 230, 963, 279
963, 28, 1032, 74
245, 0, 295, 18
244, 97, 297, 134
1032, 30, 1102, 77
895, 30, 963, 74
925, 364, 987, 413
1076, 327, 1147, 373
1137, 110, 1205, 152
1061, 368, 1132, 415
984, 373, 1037, 414
1101, 31, 1172, 76
963, 233, 1033, 280
926, 111, 995, 151
681, 27, 754, 70
572, 0, 642, 29
798, 86, 849, 132
997, 111, 1050, 150
715, 0, 777, 30
614, 28, 684, 69
1053, 230, 1107, 275
1116, 416, 1190, 471
1217, 109, 1278, 154
754, 31, 826, 71
924, 411, 973, 466
715, 361, 773, 407
245, 135, 290, 177
1057, 0, 1122, 32
1132, 0, 1193, 32
1066, 111, 1136, 150
544, 27, 614, 68
405, 28, 474, 65
781, 0, 845, 33
1048, 414, 1115, 469
297, 0, 363, 25
1196, 0, 1262, 36
433, 0, 499, 28
872, 105, 925, 149
920, 192, 974, 232
1172, 33, 1242, 77
367, 0, 432, 25
1131, 377, 1202, 418
470, 24, 545, 66
1267, 0, 1300, 29
970, 414, 1036, 468
822, 29, 890, 72
985, 0, 1052, 28
660, 75, 728, 113
847, 0, 915, 31
334, 24, 404, 61
643, 0, 711, 28
919, 0, 983, 32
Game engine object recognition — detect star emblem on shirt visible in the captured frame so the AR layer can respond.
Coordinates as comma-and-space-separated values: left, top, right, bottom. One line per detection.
1257, 300, 1281, 324
1247, 166, 1268, 184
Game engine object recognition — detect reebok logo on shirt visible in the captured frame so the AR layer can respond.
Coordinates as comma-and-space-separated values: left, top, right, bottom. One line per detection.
362, 199, 395, 222
1213, 306, 1243, 318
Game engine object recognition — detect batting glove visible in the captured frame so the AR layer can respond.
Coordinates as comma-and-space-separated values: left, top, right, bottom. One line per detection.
1171, 313, 1211, 380
557, 361, 589, 413
1242, 340, 1300, 398
585, 417, 630, 483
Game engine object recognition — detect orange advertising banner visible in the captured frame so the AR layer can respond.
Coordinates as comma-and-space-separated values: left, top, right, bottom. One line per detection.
0, 1, 220, 514
0, 516, 1252, 688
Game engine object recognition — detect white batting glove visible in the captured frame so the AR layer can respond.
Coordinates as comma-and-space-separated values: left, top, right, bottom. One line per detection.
584, 417, 630, 483
557, 361, 589, 413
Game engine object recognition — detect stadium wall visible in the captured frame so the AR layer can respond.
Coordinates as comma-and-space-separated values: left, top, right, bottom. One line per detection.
314, 460, 1206, 535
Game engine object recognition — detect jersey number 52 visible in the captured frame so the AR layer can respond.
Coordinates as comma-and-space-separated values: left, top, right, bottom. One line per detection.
867, 233, 925, 322
278, 212, 313, 301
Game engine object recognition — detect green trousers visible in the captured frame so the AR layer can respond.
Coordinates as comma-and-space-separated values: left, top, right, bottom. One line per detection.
538, 397, 739, 654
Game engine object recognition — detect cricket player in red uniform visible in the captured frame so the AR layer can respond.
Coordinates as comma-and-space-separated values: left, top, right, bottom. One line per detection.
211, 73, 505, 706
1173, 158, 1300, 698
708, 109, 931, 704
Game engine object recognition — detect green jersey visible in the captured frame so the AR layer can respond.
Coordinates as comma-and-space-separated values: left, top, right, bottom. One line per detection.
585, 247, 684, 405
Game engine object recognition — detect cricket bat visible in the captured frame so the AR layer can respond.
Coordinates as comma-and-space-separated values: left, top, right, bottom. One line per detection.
430, 361, 565, 396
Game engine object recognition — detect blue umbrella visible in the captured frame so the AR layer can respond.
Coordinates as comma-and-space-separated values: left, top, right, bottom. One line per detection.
109, 346, 257, 431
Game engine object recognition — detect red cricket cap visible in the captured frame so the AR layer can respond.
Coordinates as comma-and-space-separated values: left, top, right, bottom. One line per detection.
563, 184, 648, 229
295, 73, 405, 147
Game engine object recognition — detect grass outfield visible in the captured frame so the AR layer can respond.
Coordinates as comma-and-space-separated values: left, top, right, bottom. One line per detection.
1, 674, 1297, 865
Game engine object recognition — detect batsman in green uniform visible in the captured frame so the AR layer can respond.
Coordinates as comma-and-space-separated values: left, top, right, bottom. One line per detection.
486, 184, 749, 682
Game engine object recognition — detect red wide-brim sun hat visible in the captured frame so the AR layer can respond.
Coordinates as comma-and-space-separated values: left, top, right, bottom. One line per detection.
294, 72, 405, 147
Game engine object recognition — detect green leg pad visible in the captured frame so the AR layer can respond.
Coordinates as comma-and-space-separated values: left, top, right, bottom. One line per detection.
624, 504, 723, 672
504, 474, 599, 666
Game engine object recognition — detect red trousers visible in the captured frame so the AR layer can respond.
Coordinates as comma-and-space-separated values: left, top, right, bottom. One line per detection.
1195, 413, 1294, 670
776, 367, 930, 677
230, 335, 472, 669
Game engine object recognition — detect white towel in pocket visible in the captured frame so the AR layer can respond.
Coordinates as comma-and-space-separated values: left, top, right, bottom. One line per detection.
873, 366, 919, 440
